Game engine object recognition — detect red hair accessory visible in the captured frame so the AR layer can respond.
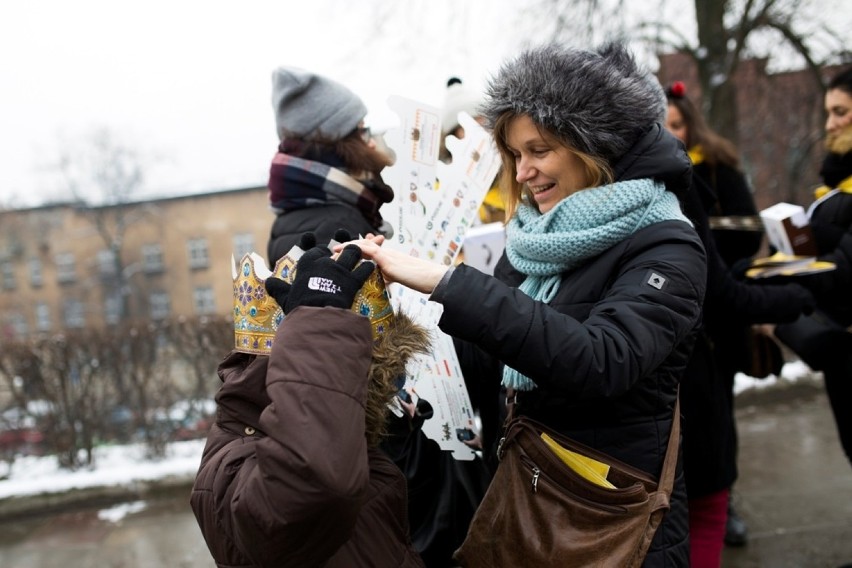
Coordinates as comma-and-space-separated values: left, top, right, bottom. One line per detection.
668, 81, 686, 98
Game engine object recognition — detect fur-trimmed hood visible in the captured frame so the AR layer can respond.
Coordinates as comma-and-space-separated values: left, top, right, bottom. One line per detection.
481, 42, 666, 166
214, 308, 431, 448
364, 310, 431, 446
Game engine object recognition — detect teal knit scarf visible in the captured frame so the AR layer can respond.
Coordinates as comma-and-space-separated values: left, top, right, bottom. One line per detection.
502, 178, 691, 391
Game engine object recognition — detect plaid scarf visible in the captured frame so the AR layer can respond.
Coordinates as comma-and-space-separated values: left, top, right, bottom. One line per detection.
268, 147, 393, 228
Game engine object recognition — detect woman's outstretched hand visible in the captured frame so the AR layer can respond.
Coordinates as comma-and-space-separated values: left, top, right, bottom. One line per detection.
334, 236, 450, 294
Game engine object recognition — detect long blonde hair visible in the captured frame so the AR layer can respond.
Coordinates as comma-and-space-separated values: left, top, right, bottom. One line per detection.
491, 113, 614, 221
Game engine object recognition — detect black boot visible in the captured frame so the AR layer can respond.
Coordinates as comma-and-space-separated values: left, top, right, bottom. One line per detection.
724, 499, 748, 547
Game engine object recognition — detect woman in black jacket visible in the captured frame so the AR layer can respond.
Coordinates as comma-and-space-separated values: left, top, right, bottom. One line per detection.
349, 42, 706, 567
266, 67, 395, 265
775, 66, 852, 471
665, 82, 816, 565
664, 81, 763, 267
676, 169, 814, 568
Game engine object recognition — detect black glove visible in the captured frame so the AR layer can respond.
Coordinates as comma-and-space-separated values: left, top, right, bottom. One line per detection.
788, 283, 816, 316
297, 231, 317, 250
333, 228, 353, 243
729, 256, 753, 281
265, 275, 293, 310
264, 232, 322, 309
266, 244, 374, 314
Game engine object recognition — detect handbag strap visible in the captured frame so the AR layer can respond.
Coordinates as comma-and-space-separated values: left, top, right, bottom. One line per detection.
657, 393, 681, 498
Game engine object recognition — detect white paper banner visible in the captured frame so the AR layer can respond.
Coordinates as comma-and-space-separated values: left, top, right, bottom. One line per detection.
380, 96, 500, 460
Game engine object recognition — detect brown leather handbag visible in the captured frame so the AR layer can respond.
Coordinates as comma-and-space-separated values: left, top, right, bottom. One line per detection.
744, 326, 785, 379
453, 398, 680, 568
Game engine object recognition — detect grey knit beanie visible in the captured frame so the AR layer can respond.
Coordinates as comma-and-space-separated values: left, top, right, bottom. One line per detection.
271, 66, 368, 142
481, 42, 666, 165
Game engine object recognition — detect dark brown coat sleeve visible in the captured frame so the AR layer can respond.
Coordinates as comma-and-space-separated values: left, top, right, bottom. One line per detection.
230, 306, 374, 567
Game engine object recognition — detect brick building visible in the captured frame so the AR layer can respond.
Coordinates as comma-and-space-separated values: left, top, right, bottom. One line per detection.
657, 52, 849, 211
0, 186, 270, 340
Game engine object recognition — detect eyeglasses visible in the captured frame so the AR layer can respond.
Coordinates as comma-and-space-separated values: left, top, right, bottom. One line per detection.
357, 126, 372, 143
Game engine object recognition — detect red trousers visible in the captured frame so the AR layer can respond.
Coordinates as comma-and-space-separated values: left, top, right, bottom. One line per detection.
689, 488, 730, 568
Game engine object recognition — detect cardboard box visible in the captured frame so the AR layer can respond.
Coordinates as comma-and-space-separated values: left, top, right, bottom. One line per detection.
759, 202, 818, 256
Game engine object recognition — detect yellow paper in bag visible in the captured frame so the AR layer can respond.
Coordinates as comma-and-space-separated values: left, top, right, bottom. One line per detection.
541, 432, 616, 489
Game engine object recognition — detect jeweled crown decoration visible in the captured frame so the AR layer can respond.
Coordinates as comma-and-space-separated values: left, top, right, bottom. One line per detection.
350, 266, 395, 340
232, 245, 395, 355
232, 252, 284, 355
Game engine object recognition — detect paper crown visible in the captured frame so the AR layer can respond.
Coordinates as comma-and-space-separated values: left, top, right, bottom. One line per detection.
232, 244, 395, 355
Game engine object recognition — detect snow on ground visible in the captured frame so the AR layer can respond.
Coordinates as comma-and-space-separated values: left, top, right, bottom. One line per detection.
0, 360, 822, 502
98, 500, 148, 522
732, 358, 819, 395
0, 438, 205, 499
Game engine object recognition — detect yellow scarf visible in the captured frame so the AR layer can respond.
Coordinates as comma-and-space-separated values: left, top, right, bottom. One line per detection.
814, 174, 852, 199
687, 145, 704, 166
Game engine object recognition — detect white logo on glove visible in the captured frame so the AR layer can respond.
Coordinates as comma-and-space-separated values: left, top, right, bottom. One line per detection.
307, 277, 342, 294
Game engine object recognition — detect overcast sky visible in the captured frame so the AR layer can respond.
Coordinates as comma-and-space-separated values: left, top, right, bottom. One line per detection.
0, 0, 523, 207
1, 0, 848, 208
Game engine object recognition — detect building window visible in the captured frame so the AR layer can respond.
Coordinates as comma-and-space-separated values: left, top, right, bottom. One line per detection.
29, 258, 43, 287
233, 233, 255, 259
1, 261, 14, 291
4, 312, 27, 337
56, 252, 76, 284
142, 243, 164, 274
35, 302, 51, 332
104, 291, 122, 325
97, 249, 117, 278
149, 291, 171, 320
193, 286, 217, 315
187, 238, 209, 270
63, 299, 86, 329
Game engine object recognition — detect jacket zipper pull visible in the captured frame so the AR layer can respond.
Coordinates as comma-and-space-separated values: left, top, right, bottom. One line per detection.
531, 466, 540, 493
497, 436, 506, 460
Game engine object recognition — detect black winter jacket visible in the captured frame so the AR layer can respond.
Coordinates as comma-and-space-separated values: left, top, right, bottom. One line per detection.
676, 174, 814, 497
436, 124, 706, 567
802, 189, 852, 327
773, 152, 852, 372
268, 203, 380, 266
695, 161, 763, 267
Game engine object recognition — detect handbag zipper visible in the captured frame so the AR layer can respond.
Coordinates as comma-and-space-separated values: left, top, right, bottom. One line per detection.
518, 453, 630, 513
520, 454, 543, 494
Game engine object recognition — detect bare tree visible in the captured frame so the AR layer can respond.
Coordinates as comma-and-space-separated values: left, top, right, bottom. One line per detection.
367, 0, 847, 144
0, 341, 45, 474
0, 331, 117, 470
56, 128, 158, 323
0, 318, 203, 468
641, 0, 849, 143
96, 322, 181, 459
165, 314, 232, 402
